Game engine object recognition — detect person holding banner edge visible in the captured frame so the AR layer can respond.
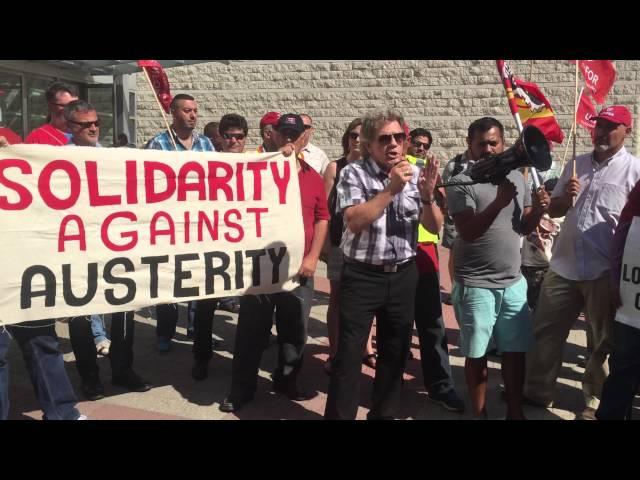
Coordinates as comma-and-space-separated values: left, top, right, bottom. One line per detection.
219, 113, 329, 413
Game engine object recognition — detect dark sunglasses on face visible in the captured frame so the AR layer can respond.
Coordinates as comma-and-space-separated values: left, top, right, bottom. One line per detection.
68, 119, 100, 129
279, 129, 302, 141
349, 132, 360, 140
303, 124, 313, 130
377, 132, 406, 145
223, 132, 246, 140
411, 139, 431, 150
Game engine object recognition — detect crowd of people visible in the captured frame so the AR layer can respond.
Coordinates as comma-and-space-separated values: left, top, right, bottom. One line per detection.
0, 80, 639, 420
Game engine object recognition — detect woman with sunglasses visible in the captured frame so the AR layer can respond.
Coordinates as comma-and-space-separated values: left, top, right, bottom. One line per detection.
322, 118, 377, 374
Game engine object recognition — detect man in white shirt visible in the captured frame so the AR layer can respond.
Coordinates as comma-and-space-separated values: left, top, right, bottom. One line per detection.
524, 105, 640, 420
300, 113, 330, 175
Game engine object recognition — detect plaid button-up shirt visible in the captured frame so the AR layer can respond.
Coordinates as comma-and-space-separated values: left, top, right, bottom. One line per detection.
337, 157, 421, 265
145, 128, 215, 151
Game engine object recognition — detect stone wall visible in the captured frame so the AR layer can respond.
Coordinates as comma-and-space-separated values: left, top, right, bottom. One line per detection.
136, 60, 640, 171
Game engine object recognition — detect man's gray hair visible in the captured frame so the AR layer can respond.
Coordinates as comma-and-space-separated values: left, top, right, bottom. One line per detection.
63, 100, 96, 122
360, 110, 405, 148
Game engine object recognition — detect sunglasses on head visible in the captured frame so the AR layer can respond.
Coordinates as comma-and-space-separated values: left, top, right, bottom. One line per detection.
68, 119, 100, 129
411, 139, 431, 150
377, 132, 406, 145
349, 132, 360, 140
223, 132, 246, 140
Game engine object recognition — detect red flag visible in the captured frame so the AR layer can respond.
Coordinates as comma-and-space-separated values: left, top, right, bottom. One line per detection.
137, 60, 172, 113
576, 91, 597, 132
573, 60, 617, 105
512, 77, 565, 144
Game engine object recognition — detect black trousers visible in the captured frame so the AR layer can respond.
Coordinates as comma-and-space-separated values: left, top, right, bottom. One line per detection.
414, 271, 455, 395
68, 312, 135, 381
228, 281, 313, 400
596, 321, 640, 420
325, 260, 418, 420
192, 299, 219, 362
156, 303, 179, 340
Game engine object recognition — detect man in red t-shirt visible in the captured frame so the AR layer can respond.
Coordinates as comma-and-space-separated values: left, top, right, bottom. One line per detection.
24, 82, 78, 146
220, 114, 329, 413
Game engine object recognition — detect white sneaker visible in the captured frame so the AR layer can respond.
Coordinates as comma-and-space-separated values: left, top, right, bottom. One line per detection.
96, 340, 111, 356
76, 414, 88, 420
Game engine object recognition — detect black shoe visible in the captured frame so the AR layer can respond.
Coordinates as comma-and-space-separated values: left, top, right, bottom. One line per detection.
427, 390, 466, 413
112, 370, 152, 392
219, 395, 253, 413
81, 377, 105, 401
273, 380, 318, 401
191, 361, 208, 381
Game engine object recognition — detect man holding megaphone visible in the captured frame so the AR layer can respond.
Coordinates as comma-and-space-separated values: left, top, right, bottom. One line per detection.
444, 117, 550, 420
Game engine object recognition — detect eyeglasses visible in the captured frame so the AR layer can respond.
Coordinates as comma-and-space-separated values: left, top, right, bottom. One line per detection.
49, 102, 71, 108
223, 132, 246, 140
376, 132, 406, 145
279, 129, 302, 141
303, 124, 313, 130
68, 119, 101, 129
411, 139, 431, 150
349, 132, 360, 140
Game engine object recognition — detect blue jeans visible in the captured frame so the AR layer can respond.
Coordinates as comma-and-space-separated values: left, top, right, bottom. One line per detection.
0, 329, 9, 420
90, 314, 108, 345
7, 320, 81, 420
596, 321, 640, 420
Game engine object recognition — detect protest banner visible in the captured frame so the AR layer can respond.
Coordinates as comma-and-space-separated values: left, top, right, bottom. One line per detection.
0, 145, 304, 324
616, 217, 640, 329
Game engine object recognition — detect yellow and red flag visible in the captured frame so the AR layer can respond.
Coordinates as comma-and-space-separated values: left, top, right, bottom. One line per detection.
511, 77, 565, 144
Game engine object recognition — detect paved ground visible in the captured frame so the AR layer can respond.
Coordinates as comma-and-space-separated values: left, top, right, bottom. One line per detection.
7, 246, 638, 420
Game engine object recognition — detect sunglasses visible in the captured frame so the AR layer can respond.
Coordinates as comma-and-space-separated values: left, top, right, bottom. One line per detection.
68, 119, 101, 129
411, 139, 431, 150
49, 102, 71, 108
349, 132, 360, 140
279, 129, 302, 141
303, 124, 313, 130
377, 132, 406, 145
223, 132, 246, 140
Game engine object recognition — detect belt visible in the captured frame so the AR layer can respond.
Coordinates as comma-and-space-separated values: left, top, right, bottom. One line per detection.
344, 257, 414, 273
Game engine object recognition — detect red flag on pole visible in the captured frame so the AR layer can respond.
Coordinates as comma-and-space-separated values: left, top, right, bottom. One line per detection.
576, 91, 597, 132
571, 60, 616, 105
137, 60, 172, 113
512, 77, 565, 144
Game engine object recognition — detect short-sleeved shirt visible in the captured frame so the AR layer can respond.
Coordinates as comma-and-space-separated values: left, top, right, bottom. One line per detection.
145, 128, 215, 151
446, 169, 531, 288
338, 157, 421, 265
550, 146, 640, 281
25, 124, 70, 146
298, 160, 330, 257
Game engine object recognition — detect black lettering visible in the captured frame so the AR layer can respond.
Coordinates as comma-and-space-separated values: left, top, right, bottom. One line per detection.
20, 265, 56, 309
268, 247, 287, 284
635, 292, 640, 311
245, 249, 266, 287
103, 257, 136, 305
235, 250, 244, 289
141, 255, 169, 298
174, 253, 200, 297
62, 263, 98, 306
633, 267, 640, 284
203, 251, 231, 294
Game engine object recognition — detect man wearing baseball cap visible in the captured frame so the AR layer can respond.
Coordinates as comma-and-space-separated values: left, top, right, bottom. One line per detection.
257, 111, 280, 153
525, 105, 640, 420
220, 113, 329, 412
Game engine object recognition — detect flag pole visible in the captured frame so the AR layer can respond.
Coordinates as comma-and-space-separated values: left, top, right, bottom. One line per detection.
560, 87, 584, 174
496, 60, 541, 189
571, 61, 579, 208
142, 66, 178, 151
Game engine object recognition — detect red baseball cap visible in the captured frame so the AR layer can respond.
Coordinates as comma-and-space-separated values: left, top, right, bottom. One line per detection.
591, 105, 633, 128
260, 111, 281, 129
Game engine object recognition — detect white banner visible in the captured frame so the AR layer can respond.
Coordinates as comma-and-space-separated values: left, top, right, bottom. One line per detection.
616, 217, 640, 329
0, 145, 304, 325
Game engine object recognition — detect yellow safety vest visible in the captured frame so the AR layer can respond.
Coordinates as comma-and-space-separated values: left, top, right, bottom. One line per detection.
406, 155, 439, 244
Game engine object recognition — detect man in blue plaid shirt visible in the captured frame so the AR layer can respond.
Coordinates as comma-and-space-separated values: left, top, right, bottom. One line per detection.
145, 93, 215, 353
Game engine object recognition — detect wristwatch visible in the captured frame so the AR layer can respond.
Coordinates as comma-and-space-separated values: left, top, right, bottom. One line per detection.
421, 196, 436, 205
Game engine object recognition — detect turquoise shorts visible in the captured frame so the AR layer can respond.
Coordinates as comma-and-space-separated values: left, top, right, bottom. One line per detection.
452, 276, 532, 358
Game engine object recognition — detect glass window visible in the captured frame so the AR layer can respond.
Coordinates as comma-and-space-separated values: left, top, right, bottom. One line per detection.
27, 76, 55, 133
88, 86, 114, 146
0, 72, 24, 139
